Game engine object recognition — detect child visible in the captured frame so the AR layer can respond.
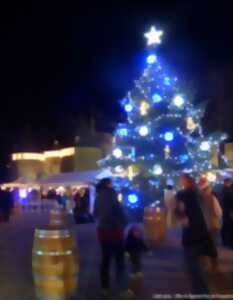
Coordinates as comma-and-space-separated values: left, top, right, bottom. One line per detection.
125, 224, 147, 278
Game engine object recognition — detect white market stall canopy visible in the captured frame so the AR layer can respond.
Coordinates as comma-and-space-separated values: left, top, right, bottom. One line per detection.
37, 170, 103, 188
1, 177, 38, 189
1, 169, 114, 190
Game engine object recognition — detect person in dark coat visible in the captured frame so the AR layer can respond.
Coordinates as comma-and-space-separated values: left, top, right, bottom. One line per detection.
94, 178, 134, 298
221, 178, 233, 248
0, 189, 14, 222
176, 174, 217, 294
125, 224, 147, 277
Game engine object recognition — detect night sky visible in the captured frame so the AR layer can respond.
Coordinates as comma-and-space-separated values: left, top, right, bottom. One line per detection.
0, 1, 233, 180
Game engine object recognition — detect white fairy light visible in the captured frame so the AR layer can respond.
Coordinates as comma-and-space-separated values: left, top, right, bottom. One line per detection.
139, 126, 149, 136
152, 164, 163, 175
200, 141, 211, 151
173, 95, 184, 107
113, 148, 123, 158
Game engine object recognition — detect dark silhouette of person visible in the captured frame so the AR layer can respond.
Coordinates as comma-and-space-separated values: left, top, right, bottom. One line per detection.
94, 178, 133, 298
221, 178, 233, 248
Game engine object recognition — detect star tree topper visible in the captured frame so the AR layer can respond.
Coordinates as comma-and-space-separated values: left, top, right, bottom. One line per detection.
144, 26, 163, 46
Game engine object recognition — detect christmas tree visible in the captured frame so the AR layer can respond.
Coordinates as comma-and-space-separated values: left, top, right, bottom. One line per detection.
100, 26, 227, 208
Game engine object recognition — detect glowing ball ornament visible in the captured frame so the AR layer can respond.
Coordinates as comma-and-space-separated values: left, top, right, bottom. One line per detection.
139, 126, 149, 136
152, 164, 163, 175
152, 93, 162, 103
118, 128, 128, 137
144, 26, 163, 46
200, 141, 211, 151
139, 101, 150, 115
164, 77, 171, 86
179, 154, 189, 163
164, 131, 174, 142
147, 54, 157, 64
114, 165, 124, 173
124, 103, 133, 112
128, 193, 139, 204
113, 148, 123, 158
173, 95, 184, 107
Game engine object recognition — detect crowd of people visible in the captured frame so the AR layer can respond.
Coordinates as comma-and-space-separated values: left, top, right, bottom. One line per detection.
1, 173, 233, 297
94, 175, 233, 298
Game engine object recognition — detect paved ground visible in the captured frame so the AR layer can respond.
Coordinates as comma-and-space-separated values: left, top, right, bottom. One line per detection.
0, 213, 233, 300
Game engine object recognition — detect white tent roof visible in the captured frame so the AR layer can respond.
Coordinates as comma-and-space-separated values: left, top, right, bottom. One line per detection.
1, 169, 114, 189
1, 177, 38, 188
38, 170, 102, 187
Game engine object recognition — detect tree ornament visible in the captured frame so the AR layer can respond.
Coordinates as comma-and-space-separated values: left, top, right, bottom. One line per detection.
140, 101, 150, 116
164, 131, 174, 142
144, 26, 163, 46
200, 141, 211, 151
152, 164, 163, 175
147, 54, 157, 64
113, 148, 123, 158
164, 145, 170, 159
206, 171, 217, 183
164, 77, 171, 86
152, 93, 162, 103
186, 117, 197, 131
173, 95, 184, 107
128, 165, 134, 181
139, 126, 149, 136
125, 103, 133, 112
118, 128, 128, 137
128, 193, 139, 204
118, 193, 123, 203
114, 165, 124, 173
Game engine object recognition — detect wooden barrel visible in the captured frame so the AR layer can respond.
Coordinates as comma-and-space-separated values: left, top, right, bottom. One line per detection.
144, 207, 167, 246
50, 209, 73, 227
32, 228, 78, 300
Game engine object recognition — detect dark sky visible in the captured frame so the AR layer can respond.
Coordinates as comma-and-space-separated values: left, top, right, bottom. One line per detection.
0, 0, 233, 179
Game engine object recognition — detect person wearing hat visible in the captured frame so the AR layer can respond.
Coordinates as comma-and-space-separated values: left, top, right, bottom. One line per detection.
198, 177, 222, 240
198, 176, 222, 273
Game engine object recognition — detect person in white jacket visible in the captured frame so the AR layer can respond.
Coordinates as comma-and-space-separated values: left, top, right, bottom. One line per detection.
198, 177, 223, 273
198, 177, 222, 240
